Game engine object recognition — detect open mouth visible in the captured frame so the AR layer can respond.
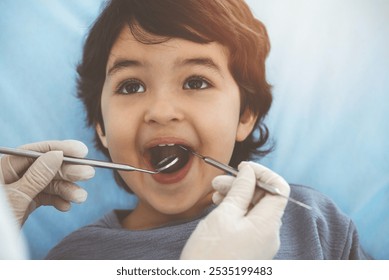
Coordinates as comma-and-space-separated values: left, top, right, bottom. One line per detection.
148, 144, 190, 174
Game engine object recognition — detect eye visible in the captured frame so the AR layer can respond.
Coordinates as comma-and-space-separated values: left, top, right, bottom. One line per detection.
117, 79, 146, 95
183, 76, 212, 90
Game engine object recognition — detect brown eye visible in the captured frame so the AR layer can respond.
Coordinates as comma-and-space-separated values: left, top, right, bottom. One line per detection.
183, 76, 212, 90
117, 79, 145, 94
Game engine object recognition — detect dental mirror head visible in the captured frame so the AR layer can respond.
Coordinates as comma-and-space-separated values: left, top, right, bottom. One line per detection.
154, 156, 179, 173
149, 144, 190, 174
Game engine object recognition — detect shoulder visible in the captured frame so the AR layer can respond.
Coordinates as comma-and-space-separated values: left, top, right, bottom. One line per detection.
287, 184, 354, 234
45, 211, 124, 260
278, 185, 370, 259
285, 184, 353, 239
288, 184, 346, 218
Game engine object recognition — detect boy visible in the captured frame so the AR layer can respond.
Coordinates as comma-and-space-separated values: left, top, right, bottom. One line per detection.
1, 0, 369, 259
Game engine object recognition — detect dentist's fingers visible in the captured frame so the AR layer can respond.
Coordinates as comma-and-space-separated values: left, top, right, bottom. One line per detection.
217, 163, 256, 214
20, 140, 89, 158
244, 162, 290, 222
212, 175, 235, 195
211, 175, 233, 204
3, 140, 89, 182
34, 192, 71, 212
251, 188, 266, 205
246, 162, 290, 197
44, 180, 88, 203
57, 164, 95, 182
182, 162, 285, 260
212, 173, 265, 206
212, 192, 224, 205
17, 151, 63, 199
247, 190, 288, 230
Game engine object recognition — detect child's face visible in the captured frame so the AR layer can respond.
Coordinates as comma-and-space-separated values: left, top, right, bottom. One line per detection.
97, 26, 256, 223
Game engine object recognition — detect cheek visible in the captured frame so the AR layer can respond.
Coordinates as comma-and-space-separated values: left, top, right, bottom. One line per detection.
105, 119, 132, 145
101, 96, 140, 161
208, 121, 239, 162
196, 94, 241, 161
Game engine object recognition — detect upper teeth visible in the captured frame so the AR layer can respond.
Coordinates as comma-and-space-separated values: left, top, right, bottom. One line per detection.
157, 143, 176, 147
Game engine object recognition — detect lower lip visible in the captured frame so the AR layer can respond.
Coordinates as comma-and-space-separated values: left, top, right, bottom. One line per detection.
151, 155, 193, 184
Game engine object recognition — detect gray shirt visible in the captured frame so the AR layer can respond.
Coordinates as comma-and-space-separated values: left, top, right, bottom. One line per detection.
46, 185, 370, 260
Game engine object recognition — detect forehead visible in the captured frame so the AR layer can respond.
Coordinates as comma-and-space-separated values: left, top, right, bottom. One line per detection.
106, 26, 231, 72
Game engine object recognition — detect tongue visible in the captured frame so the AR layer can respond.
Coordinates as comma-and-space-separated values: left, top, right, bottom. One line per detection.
149, 145, 190, 173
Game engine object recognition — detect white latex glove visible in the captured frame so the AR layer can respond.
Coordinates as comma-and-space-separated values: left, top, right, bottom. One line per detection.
180, 161, 290, 260
0, 140, 95, 226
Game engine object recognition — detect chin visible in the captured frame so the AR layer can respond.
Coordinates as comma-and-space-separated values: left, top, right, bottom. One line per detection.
150, 191, 213, 217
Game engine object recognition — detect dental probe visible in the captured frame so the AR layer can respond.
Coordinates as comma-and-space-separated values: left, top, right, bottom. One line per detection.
0, 146, 177, 174
179, 146, 312, 210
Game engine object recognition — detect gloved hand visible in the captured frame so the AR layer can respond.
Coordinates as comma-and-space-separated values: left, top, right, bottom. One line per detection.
180, 161, 290, 259
0, 140, 95, 226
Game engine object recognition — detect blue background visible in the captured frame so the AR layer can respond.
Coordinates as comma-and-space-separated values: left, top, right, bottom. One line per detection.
1, 0, 388, 259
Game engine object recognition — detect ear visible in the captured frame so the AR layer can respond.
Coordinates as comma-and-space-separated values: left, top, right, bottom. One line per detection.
95, 122, 108, 148
236, 108, 258, 142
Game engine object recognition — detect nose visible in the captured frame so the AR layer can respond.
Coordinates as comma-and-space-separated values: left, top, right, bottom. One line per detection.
144, 92, 184, 125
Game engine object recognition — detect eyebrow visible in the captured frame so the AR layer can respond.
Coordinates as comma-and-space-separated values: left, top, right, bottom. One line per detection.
107, 56, 223, 77
107, 59, 143, 76
176, 57, 222, 75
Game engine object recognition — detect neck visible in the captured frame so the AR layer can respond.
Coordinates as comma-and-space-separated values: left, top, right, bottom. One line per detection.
121, 193, 213, 230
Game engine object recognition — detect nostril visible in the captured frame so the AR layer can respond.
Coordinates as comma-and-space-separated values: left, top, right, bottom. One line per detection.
144, 98, 184, 125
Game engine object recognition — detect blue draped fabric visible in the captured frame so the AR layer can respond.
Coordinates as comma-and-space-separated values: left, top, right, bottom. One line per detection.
1, 0, 388, 259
